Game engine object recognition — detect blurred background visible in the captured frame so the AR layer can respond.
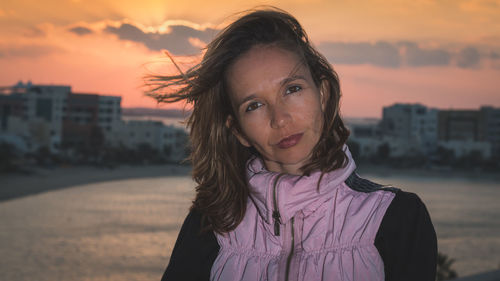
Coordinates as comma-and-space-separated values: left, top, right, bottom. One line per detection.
0, 1, 499, 280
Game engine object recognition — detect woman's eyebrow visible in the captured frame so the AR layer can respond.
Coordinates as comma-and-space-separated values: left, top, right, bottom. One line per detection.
237, 94, 257, 109
280, 74, 307, 86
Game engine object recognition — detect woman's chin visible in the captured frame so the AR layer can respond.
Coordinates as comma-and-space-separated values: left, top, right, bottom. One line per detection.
263, 154, 311, 174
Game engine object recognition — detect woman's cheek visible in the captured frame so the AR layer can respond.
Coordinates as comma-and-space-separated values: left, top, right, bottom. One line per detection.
242, 113, 267, 135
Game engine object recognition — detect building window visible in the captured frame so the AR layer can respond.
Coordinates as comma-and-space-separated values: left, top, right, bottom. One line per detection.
35, 98, 52, 121
416, 108, 426, 115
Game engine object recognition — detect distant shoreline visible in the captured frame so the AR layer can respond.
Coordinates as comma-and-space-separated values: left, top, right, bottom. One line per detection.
1, 163, 498, 203
357, 163, 500, 182
0, 164, 191, 202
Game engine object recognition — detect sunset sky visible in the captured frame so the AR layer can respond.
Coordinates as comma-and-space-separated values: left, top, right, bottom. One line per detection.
1, 0, 499, 117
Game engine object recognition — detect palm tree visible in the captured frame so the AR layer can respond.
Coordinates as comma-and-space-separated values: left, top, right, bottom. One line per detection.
436, 252, 458, 281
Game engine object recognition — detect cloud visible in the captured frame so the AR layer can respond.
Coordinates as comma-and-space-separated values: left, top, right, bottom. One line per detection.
68, 26, 93, 35
104, 22, 218, 55
457, 47, 480, 68
318, 41, 401, 68
22, 26, 46, 37
0, 44, 64, 58
62, 19, 495, 69
317, 40, 493, 68
399, 41, 451, 66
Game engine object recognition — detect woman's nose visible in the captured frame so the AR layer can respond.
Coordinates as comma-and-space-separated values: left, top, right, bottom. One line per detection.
270, 104, 292, 129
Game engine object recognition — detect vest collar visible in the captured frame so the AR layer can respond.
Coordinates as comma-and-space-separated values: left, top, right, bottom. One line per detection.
246, 145, 356, 224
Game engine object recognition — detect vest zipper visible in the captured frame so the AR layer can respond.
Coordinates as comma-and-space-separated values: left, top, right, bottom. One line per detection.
272, 174, 296, 281
284, 217, 295, 281
272, 173, 285, 236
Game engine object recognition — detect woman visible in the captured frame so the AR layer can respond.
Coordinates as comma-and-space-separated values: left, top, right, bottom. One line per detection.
149, 8, 437, 281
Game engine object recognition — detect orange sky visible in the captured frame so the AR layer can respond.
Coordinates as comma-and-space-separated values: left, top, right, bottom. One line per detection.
1, 0, 499, 117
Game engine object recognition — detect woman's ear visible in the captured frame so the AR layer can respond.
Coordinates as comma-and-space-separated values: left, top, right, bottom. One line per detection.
319, 79, 330, 112
226, 115, 251, 147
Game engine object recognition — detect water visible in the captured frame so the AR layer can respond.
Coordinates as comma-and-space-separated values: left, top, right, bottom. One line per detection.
0, 173, 499, 280
0, 176, 195, 281
364, 173, 500, 276
122, 116, 187, 129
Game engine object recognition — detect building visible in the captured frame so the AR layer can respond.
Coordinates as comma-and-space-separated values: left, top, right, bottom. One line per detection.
380, 103, 438, 156
0, 81, 121, 154
63, 93, 100, 149
0, 93, 28, 152
12, 82, 70, 152
438, 110, 485, 141
438, 140, 491, 159
0, 93, 25, 131
481, 106, 500, 158
437, 108, 491, 159
115, 120, 188, 161
62, 93, 122, 149
97, 95, 122, 143
345, 118, 384, 158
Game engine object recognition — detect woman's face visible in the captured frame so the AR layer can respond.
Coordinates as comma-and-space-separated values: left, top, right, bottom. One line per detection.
227, 44, 327, 175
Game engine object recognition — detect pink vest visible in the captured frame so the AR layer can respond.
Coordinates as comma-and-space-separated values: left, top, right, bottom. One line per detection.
211, 147, 395, 281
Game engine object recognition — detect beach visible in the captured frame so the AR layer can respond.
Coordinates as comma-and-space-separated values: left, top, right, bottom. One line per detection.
0, 164, 191, 202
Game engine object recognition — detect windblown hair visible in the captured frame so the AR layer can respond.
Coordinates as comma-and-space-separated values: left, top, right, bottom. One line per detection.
145, 7, 350, 234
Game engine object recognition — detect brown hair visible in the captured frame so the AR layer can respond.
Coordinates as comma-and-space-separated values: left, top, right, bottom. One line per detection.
145, 7, 349, 233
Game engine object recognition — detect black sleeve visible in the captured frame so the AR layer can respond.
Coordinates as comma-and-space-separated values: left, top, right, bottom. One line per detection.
375, 191, 437, 281
161, 209, 220, 281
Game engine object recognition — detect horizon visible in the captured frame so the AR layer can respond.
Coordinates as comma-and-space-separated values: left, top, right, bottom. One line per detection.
3, 79, 496, 120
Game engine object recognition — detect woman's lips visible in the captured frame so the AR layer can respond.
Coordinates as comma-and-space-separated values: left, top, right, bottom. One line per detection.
277, 133, 303, 149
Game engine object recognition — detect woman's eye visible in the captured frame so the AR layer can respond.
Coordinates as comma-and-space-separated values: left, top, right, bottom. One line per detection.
286, 85, 302, 95
245, 102, 263, 112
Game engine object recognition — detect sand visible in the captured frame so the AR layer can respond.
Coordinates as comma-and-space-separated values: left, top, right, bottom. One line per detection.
0, 164, 191, 202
